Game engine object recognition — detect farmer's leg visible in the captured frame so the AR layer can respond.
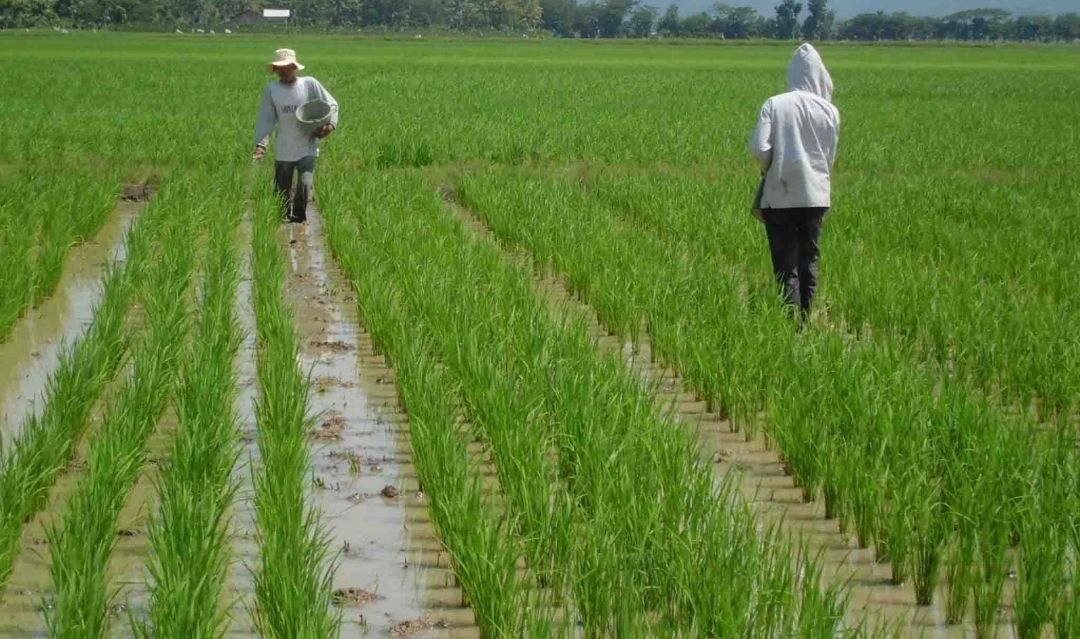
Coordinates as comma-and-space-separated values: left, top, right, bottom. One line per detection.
290, 156, 318, 223
796, 208, 827, 317
274, 160, 297, 219
762, 209, 801, 311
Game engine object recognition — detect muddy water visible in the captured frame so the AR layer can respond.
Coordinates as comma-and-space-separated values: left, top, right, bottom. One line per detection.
0, 201, 138, 442
228, 221, 259, 637
0, 203, 140, 637
448, 200, 1019, 638
281, 209, 477, 638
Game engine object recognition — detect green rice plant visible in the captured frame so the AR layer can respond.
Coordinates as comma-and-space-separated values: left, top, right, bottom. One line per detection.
248, 178, 338, 639
319, 177, 540, 635
0, 184, 171, 594
132, 175, 244, 638
0, 164, 119, 343
45, 197, 195, 637
319, 169, 852, 636
457, 169, 1064, 624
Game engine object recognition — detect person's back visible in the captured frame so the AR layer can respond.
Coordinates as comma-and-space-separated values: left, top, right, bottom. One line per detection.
751, 44, 840, 209
748, 44, 840, 322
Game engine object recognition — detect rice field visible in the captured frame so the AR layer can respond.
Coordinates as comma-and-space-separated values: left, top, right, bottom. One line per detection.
0, 31, 1078, 638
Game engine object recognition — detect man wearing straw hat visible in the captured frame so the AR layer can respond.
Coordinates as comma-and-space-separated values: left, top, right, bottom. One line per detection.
253, 48, 339, 223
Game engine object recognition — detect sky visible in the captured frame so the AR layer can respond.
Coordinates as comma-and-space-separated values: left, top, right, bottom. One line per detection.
671, 0, 1080, 19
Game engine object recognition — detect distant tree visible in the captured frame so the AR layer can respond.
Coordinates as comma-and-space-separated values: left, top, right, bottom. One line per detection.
940, 8, 1011, 40
594, 0, 637, 37
539, 0, 576, 35
656, 2, 679, 35
773, 0, 800, 39
1011, 14, 1051, 41
680, 10, 710, 36
1053, 13, 1080, 41
710, 3, 762, 39
801, 0, 831, 39
627, 3, 655, 36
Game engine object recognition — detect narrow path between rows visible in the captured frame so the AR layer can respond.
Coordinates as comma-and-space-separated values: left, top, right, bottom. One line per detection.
282, 206, 478, 638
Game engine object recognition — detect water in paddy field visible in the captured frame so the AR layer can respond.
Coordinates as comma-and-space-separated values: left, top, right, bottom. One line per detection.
278, 208, 476, 638
0, 201, 138, 637
0, 201, 137, 443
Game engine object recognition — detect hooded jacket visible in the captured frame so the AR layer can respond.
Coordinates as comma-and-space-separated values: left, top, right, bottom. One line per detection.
749, 44, 840, 209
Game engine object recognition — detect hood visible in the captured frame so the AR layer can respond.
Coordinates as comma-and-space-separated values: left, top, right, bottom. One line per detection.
786, 43, 833, 103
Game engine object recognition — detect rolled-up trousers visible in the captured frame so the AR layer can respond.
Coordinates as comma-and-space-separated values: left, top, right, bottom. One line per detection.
274, 156, 317, 222
762, 207, 828, 317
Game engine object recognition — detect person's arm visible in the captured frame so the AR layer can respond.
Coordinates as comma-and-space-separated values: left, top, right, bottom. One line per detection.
748, 100, 773, 171
253, 86, 276, 157
826, 108, 840, 169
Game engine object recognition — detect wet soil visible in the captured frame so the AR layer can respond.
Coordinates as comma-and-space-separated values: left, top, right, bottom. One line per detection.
445, 198, 1018, 638
0, 203, 142, 637
227, 230, 259, 636
279, 208, 478, 638
0, 201, 139, 442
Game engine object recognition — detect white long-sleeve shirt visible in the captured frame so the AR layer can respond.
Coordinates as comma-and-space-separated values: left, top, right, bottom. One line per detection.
749, 44, 840, 209
254, 76, 339, 162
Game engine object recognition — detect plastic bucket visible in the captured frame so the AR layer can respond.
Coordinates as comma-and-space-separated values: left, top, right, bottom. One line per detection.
296, 99, 332, 134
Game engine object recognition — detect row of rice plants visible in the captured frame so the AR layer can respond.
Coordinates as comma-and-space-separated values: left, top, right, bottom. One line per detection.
0, 181, 172, 594
44, 177, 200, 637
0, 165, 119, 342
318, 179, 534, 636
132, 173, 245, 637
456, 170, 1077, 637
584, 173, 1080, 420
319, 169, 855, 637
248, 178, 338, 638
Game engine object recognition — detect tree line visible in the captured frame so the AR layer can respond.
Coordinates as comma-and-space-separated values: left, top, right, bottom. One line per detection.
2, 0, 1079, 41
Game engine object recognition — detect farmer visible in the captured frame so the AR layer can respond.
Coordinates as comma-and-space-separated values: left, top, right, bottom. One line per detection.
252, 48, 339, 223
749, 43, 840, 322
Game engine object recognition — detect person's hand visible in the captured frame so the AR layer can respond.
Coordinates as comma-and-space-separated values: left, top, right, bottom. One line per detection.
252, 146, 266, 162
313, 124, 335, 139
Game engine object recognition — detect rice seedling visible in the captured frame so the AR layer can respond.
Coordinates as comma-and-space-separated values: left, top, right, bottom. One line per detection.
0, 164, 118, 342
0, 185, 172, 594
44, 186, 197, 637
248, 178, 338, 638
319, 169, 853, 636
132, 173, 245, 638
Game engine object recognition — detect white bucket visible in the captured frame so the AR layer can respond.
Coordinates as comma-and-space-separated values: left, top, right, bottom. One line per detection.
296, 99, 333, 134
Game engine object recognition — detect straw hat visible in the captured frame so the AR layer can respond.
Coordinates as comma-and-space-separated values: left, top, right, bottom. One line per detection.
268, 48, 305, 72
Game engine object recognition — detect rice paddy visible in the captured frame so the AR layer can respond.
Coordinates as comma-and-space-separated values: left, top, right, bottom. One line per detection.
0, 31, 1078, 638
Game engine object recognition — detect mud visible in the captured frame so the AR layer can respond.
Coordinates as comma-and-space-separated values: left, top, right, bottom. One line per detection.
120, 183, 157, 202
107, 407, 178, 635
227, 219, 259, 637
0, 203, 142, 637
446, 198, 1019, 638
0, 201, 139, 442
0, 362, 138, 637
280, 207, 478, 638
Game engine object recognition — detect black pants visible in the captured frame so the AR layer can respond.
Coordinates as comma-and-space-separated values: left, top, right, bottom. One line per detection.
762, 207, 828, 317
274, 156, 317, 222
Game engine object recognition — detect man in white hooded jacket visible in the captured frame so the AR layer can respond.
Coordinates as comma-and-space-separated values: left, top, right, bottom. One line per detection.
749, 43, 840, 321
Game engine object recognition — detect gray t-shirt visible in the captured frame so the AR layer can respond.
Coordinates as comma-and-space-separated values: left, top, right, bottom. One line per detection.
254, 76, 339, 162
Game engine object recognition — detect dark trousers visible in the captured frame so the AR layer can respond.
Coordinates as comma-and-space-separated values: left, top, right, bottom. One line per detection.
762, 207, 828, 317
274, 156, 317, 222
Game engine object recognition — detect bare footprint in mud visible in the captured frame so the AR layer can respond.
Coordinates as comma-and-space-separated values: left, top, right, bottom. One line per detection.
121, 183, 157, 201
331, 587, 382, 608
310, 339, 354, 353
312, 413, 347, 441
390, 618, 438, 637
